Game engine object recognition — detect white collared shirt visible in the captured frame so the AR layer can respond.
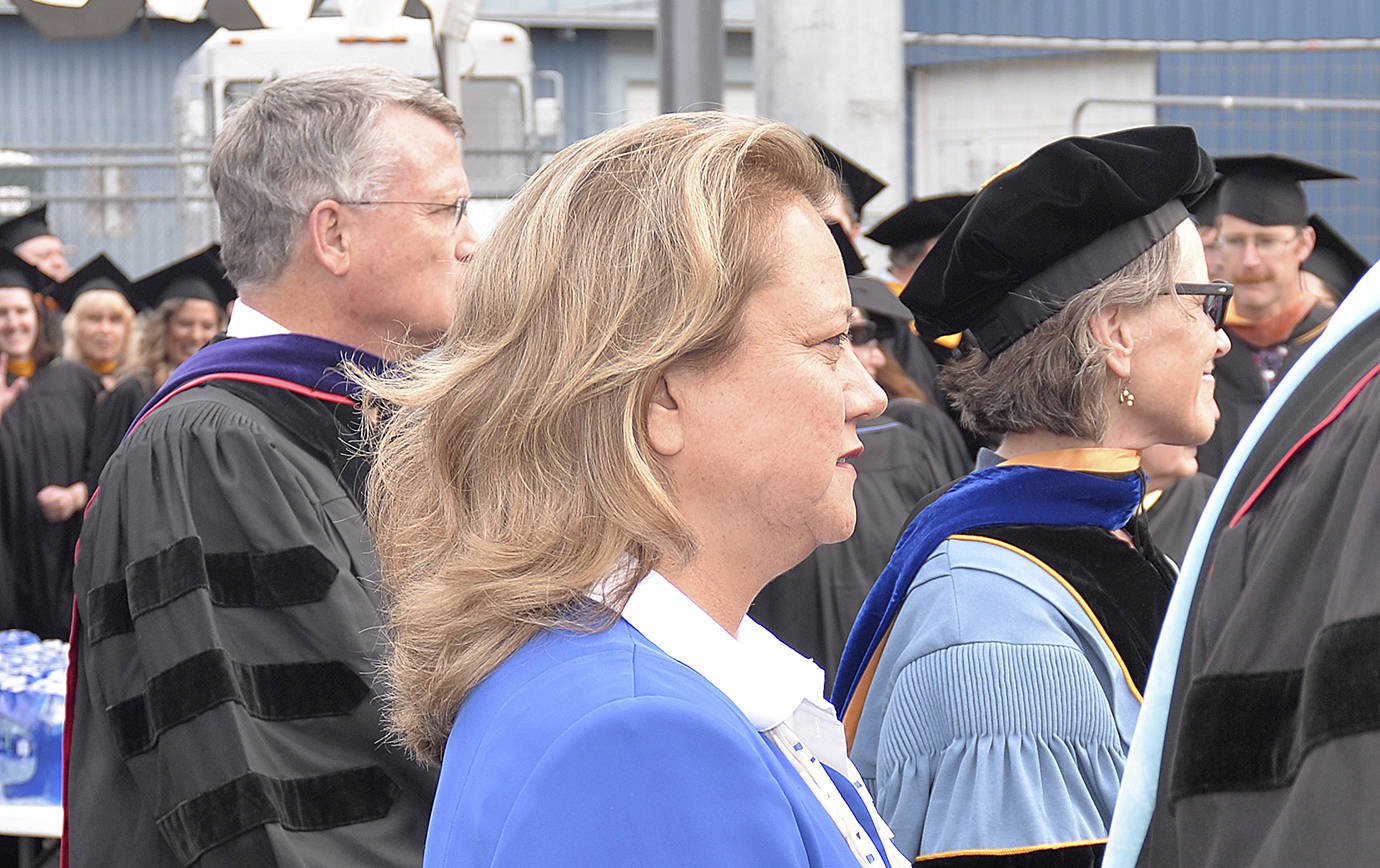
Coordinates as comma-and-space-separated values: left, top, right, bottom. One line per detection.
618, 571, 906, 867
225, 298, 290, 338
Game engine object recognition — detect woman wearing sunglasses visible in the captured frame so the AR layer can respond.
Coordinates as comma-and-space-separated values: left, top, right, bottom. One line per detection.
834, 126, 1231, 864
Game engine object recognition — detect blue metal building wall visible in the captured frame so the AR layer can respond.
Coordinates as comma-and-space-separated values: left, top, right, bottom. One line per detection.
0, 16, 214, 275
530, 27, 610, 145
905, 0, 1380, 262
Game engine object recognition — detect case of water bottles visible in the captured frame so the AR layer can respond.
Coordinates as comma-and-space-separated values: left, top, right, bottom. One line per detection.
0, 630, 66, 806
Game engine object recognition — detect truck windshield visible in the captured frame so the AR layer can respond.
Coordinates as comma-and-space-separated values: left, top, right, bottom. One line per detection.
459, 78, 528, 198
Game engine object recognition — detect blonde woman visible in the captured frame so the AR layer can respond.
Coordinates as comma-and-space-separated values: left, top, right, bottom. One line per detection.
84, 245, 231, 486
0, 249, 101, 637
364, 113, 905, 866
55, 253, 137, 389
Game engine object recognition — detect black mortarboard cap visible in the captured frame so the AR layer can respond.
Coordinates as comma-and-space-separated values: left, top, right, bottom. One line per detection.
1214, 154, 1354, 227
828, 221, 867, 277
849, 274, 912, 323
130, 244, 236, 312
902, 125, 1215, 357
1303, 213, 1371, 298
1188, 175, 1223, 225
865, 194, 974, 247
811, 136, 886, 213
50, 253, 134, 312
0, 205, 56, 252
0, 248, 49, 293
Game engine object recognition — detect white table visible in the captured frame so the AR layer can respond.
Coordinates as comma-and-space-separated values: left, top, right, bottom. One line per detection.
0, 804, 61, 867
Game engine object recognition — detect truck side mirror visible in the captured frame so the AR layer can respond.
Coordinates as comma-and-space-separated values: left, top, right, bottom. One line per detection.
534, 96, 562, 141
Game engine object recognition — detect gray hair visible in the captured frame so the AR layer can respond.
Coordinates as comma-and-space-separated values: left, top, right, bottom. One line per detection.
210, 66, 463, 289
942, 227, 1181, 441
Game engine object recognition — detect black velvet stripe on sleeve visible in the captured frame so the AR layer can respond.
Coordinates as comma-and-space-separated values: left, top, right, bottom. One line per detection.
86, 536, 340, 644
107, 649, 371, 758
154, 766, 402, 865
969, 525, 1173, 694
916, 841, 1104, 866
1170, 612, 1380, 801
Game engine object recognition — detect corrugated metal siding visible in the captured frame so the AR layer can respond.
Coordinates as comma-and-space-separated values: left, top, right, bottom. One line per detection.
905, 0, 1380, 260
530, 27, 609, 144
0, 17, 214, 275
906, 0, 1380, 40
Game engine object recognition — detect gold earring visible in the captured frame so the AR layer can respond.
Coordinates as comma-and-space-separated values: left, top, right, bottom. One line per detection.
1119, 384, 1135, 407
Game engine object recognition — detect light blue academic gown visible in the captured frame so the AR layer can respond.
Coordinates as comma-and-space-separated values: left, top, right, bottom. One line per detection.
848, 536, 1142, 860
423, 617, 896, 866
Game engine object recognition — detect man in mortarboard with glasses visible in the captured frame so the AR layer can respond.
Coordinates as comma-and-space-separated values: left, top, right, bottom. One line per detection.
1194, 155, 1353, 476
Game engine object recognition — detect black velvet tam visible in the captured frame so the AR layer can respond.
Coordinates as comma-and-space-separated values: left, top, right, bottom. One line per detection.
0, 204, 54, 251
865, 193, 973, 247
0, 247, 48, 293
811, 135, 886, 212
131, 244, 236, 313
50, 252, 134, 312
901, 125, 1215, 357
1214, 154, 1354, 228
1303, 213, 1371, 298
1189, 174, 1223, 225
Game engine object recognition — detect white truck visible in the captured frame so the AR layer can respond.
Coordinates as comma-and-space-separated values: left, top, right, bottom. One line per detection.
171, 14, 563, 247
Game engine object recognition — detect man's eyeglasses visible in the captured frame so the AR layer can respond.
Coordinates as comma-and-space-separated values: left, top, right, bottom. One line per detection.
338, 197, 470, 232
1173, 279, 1233, 329
1214, 231, 1301, 257
848, 320, 878, 345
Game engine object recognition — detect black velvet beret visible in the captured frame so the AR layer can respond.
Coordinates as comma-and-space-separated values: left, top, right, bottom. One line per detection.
901, 125, 1215, 357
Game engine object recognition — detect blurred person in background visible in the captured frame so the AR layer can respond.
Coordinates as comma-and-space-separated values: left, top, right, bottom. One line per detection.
0, 249, 100, 638
1139, 443, 1215, 566
0, 204, 70, 282
0, 204, 71, 350
1194, 155, 1352, 476
53, 253, 138, 390
84, 244, 233, 488
1300, 212, 1371, 307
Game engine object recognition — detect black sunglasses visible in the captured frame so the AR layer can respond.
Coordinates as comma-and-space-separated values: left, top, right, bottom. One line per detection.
1173, 279, 1233, 329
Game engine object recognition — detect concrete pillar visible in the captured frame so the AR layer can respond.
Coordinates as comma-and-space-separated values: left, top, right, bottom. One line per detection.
658, 0, 725, 114
754, 0, 906, 226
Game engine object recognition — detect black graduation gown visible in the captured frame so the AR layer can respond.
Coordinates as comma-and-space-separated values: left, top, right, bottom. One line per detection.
1195, 302, 1331, 477
84, 371, 155, 489
752, 413, 951, 692
1136, 303, 1380, 866
0, 361, 100, 638
67, 374, 437, 866
1143, 472, 1216, 566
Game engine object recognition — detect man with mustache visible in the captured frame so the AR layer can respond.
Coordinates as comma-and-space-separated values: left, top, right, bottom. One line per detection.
1193, 155, 1352, 476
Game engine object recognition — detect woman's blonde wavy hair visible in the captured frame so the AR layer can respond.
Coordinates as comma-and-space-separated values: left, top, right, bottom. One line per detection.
360, 112, 837, 763
61, 289, 137, 368
118, 297, 228, 386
